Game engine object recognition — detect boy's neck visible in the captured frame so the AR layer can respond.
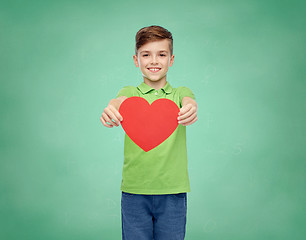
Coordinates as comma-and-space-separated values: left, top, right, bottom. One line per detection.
143, 78, 167, 90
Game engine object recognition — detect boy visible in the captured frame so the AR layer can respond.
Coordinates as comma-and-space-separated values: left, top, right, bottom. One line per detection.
100, 25, 198, 240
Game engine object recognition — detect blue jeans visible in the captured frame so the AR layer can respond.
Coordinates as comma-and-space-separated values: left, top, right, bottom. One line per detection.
121, 191, 187, 240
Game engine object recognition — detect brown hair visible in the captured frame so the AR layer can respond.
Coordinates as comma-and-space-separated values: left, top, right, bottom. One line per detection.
135, 25, 173, 56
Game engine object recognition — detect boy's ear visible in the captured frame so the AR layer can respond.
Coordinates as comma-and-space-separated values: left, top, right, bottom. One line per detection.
133, 55, 139, 67
169, 54, 175, 66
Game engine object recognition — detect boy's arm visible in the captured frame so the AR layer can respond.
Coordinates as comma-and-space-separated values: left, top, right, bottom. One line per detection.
177, 97, 198, 126
100, 96, 128, 128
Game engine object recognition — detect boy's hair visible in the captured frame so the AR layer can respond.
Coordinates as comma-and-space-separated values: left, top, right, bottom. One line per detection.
135, 25, 173, 56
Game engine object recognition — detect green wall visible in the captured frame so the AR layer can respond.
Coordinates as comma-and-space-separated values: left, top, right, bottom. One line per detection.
1, 0, 305, 239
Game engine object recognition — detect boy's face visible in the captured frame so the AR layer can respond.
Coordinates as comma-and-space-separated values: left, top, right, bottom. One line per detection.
133, 39, 174, 87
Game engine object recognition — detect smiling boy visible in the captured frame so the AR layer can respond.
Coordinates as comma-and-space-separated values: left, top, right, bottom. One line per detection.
100, 25, 198, 240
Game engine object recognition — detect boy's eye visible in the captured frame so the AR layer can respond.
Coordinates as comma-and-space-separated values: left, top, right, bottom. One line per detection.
142, 54, 166, 57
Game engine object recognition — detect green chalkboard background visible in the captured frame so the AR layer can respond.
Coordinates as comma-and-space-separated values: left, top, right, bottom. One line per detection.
1, 0, 305, 239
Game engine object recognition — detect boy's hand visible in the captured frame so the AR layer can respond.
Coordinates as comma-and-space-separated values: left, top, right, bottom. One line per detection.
178, 97, 198, 126
100, 96, 127, 128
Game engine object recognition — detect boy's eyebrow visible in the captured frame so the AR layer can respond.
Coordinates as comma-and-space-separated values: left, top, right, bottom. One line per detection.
140, 50, 168, 53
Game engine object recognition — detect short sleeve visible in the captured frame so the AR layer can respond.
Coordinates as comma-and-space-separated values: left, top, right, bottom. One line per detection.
116, 86, 137, 98
178, 86, 196, 103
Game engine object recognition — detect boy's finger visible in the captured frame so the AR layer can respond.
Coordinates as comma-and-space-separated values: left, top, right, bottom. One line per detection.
179, 112, 197, 124
102, 112, 116, 127
100, 116, 113, 128
109, 105, 123, 121
178, 108, 194, 121
106, 107, 121, 124
181, 116, 198, 126
104, 108, 120, 126
179, 104, 192, 116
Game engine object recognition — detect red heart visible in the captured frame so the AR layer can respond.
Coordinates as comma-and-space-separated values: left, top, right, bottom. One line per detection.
119, 96, 180, 152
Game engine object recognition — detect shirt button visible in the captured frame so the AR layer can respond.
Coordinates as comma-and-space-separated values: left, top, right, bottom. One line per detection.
155, 92, 158, 95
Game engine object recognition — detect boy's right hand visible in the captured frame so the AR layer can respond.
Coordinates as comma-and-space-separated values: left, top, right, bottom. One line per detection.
100, 96, 127, 128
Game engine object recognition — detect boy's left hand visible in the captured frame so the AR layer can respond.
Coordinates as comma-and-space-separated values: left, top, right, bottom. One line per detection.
178, 97, 198, 126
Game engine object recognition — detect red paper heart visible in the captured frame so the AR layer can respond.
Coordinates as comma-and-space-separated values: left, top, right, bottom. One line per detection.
119, 96, 180, 152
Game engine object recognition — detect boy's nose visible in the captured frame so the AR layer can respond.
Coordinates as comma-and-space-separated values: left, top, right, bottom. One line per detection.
151, 55, 157, 64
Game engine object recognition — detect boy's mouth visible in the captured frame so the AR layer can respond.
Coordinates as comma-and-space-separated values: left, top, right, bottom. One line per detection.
147, 68, 161, 73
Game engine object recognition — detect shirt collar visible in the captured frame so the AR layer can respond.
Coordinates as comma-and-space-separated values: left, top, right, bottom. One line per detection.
137, 82, 173, 94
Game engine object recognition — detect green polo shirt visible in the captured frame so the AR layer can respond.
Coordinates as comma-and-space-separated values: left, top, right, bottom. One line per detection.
116, 81, 195, 194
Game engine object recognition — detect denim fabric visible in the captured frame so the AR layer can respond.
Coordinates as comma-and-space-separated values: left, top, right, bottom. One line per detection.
121, 192, 187, 240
